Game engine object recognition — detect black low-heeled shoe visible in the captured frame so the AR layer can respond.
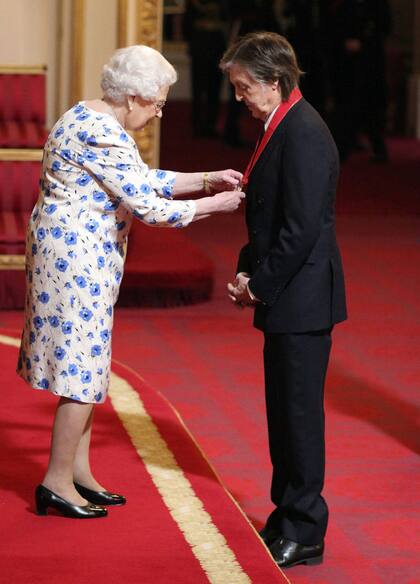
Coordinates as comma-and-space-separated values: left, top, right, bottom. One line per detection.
35, 484, 108, 519
74, 482, 126, 506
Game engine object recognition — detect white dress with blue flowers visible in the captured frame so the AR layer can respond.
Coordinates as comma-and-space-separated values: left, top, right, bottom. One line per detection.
17, 102, 196, 403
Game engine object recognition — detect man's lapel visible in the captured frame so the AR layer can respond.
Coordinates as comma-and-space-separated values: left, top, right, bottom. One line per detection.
248, 99, 304, 185
248, 127, 285, 185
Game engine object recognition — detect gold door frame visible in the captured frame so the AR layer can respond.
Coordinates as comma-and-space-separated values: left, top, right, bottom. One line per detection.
70, 0, 85, 106
134, 0, 163, 167
69, 0, 162, 167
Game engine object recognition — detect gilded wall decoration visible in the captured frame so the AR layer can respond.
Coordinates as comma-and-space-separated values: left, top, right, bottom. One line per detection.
134, 0, 163, 167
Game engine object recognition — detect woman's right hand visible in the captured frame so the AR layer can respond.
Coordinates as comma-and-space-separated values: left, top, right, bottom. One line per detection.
193, 190, 245, 221
213, 190, 246, 213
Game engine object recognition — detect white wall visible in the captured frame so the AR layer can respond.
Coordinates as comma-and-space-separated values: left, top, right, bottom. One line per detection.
0, 0, 49, 64
0, 0, 120, 124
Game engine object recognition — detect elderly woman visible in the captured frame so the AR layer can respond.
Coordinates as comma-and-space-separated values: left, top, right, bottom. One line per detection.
17, 45, 244, 519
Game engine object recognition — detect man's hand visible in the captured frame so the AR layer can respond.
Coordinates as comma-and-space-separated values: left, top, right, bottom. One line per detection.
227, 273, 256, 307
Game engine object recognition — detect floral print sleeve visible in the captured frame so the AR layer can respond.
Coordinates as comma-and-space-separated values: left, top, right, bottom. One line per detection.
69, 116, 195, 228
145, 168, 176, 199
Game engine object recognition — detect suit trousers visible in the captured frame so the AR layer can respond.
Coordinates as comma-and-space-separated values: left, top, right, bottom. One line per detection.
263, 328, 332, 545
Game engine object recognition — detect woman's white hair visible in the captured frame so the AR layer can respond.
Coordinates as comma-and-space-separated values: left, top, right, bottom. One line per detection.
101, 45, 177, 103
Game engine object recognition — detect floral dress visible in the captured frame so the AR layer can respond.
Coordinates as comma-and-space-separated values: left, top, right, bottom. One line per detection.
17, 102, 196, 403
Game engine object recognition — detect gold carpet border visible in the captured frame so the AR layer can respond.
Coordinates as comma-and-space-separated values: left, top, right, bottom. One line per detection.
111, 359, 290, 583
0, 336, 287, 583
108, 369, 251, 583
162, 392, 291, 583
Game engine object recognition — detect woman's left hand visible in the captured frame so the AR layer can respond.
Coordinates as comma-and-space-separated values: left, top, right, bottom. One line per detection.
207, 169, 243, 192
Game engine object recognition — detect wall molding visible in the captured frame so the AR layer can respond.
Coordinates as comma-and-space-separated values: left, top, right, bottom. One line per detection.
118, 0, 129, 47
70, 0, 85, 104
134, 0, 163, 168
0, 65, 46, 74
0, 149, 43, 161
0, 255, 25, 270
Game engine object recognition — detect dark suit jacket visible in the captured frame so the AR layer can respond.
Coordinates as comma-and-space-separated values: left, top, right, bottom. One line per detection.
238, 98, 347, 333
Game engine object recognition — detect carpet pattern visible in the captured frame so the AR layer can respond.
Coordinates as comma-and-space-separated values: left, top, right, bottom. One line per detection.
0, 334, 287, 584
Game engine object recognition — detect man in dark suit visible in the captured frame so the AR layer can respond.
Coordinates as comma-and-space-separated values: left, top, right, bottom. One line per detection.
220, 32, 347, 568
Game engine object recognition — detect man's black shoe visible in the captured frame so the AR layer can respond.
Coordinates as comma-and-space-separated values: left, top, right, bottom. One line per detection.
269, 537, 324, 568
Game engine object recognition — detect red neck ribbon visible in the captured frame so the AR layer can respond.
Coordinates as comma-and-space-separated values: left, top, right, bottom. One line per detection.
242, 87, 302, 189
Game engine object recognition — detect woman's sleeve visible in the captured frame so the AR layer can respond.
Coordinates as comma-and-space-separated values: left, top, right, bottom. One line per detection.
77, 129, 195, 228
145, 168, 177, 199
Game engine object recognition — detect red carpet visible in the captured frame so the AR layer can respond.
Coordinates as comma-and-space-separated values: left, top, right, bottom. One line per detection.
0, 336, 287, 584
118, 209, 419, 583
160, 124, 420, 582
1, 120, 419, 583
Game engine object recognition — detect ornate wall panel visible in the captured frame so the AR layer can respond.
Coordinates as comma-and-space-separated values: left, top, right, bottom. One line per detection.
136, 0, 162, 50
134, 0, 163, 167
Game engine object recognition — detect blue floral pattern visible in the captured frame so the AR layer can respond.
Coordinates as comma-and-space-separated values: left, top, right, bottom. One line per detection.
17, 102, 196, 403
